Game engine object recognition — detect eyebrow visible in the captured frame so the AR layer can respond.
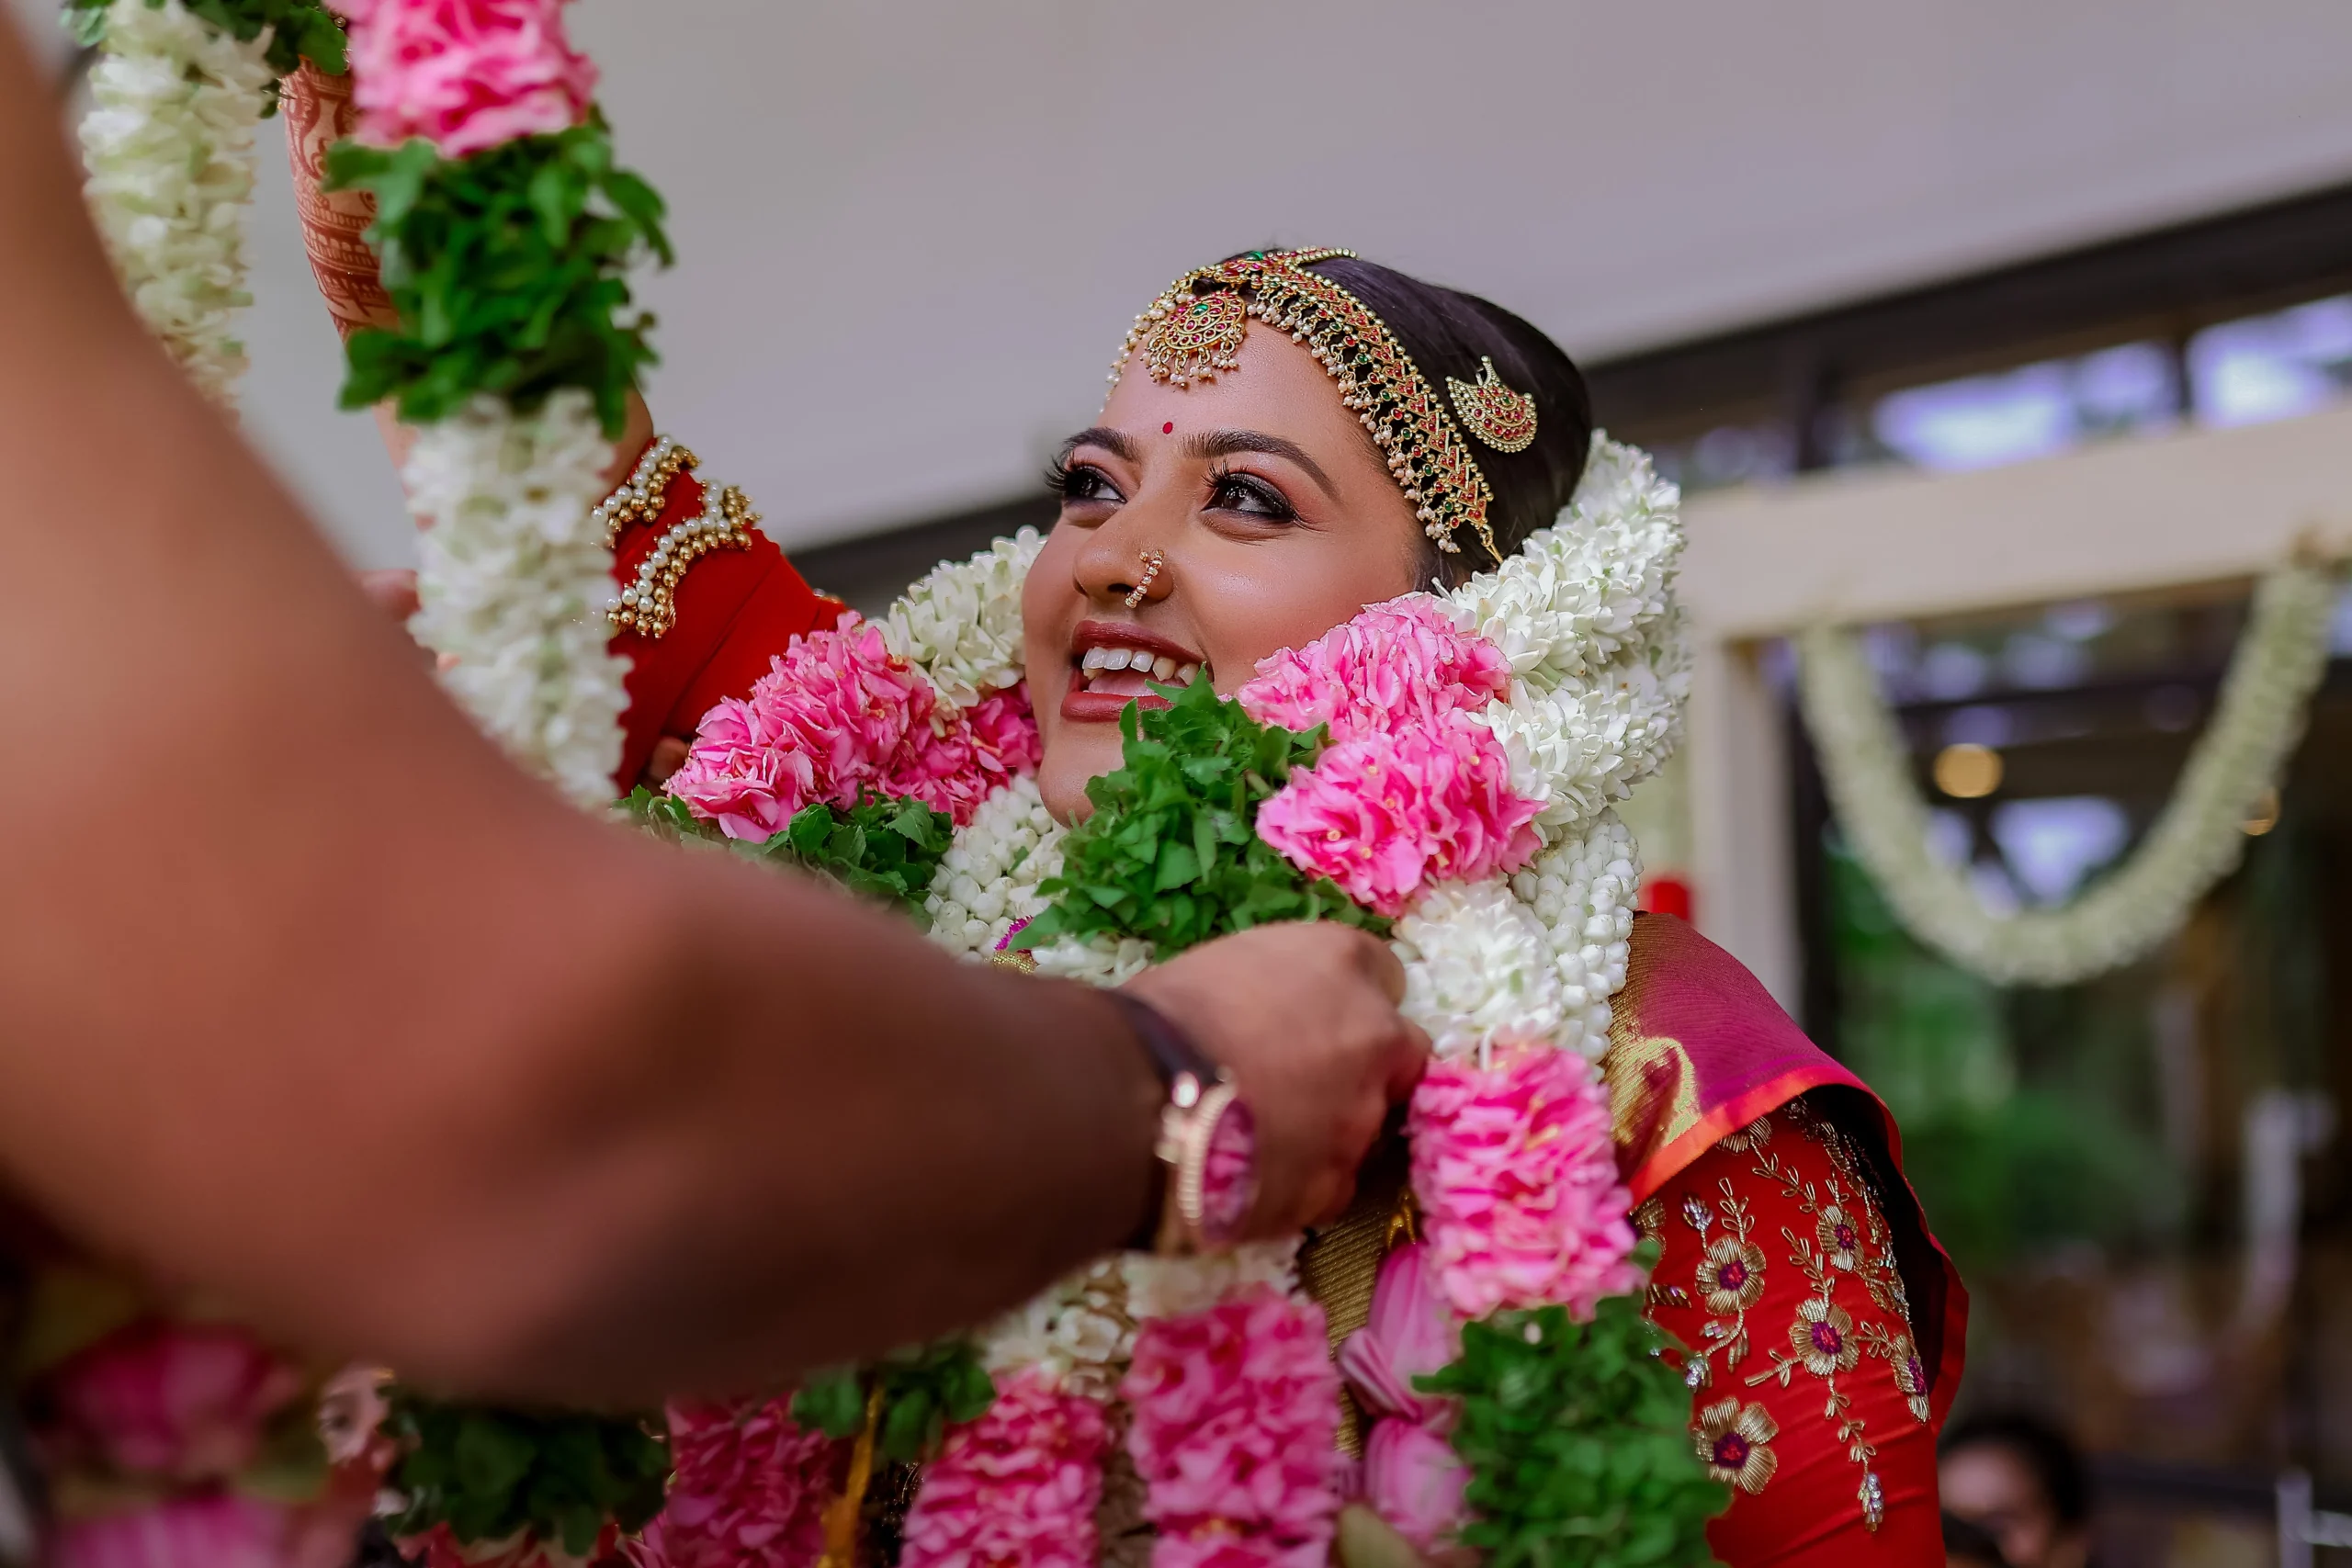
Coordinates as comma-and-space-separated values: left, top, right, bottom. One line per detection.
1060, 425, 1138, 464
1061, 424, 1342, 503
1182, 428, 1340, 502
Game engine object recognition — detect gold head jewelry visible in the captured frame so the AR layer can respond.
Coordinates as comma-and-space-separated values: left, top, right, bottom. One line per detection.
1448, 356, 1538, 454
1125, 547, 1166, 610
1113, 248, 1500, 561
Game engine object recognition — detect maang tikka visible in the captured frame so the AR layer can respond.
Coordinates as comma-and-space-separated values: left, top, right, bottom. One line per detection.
1448, 356, 1539, 454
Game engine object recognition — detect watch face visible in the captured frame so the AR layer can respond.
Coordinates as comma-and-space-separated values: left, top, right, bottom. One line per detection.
1198, 1096, 1260, 1247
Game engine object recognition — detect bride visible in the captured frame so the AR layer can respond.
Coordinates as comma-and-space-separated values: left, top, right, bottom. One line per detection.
288, 71, 1963, 1568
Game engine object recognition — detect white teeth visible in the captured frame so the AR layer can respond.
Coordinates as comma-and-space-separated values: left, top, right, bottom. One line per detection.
1106, 648, 1136, 671
1152, 655, 1178, 680
1176, 662, 1199, 684
1080, 648, 1107, 672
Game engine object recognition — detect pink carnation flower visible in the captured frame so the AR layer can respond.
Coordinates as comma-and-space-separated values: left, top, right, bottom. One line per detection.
965, 683, 1045, 780
1122, 1286, 1344, 1568
1408, 1044, 1641, 1322
343, 0, 598, 160
403, 1522, 617, 1568
900, 1369, 1109, 1568
1253, 717, 1543, 916
667, 615, 1022, 836
629, 1397, 837, 1568
43, 1322, 303, 1482
1237, 599, 1510, 745
51, 1493, 358, 1568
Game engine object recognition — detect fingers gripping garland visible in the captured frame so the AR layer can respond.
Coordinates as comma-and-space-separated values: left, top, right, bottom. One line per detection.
654, 432, 1707, 1566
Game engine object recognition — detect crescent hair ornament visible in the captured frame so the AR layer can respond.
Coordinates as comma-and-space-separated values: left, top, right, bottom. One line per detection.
1448, 356, 1539, 454
1111, 248, 1502, 562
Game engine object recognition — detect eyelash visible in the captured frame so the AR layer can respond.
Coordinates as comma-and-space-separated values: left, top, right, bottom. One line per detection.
1206, 465, 1295, 523
1044, 455, 1295, 524
1046, 454, 1123, 506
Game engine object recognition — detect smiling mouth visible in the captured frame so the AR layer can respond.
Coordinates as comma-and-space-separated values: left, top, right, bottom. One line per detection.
1062, 624, 1206, 723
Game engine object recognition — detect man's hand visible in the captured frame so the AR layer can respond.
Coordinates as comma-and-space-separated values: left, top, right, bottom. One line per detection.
1124, 923, 1428, 1238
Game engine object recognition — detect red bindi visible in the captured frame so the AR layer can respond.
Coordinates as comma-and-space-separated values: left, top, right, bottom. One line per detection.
1162, 422, 1175, 434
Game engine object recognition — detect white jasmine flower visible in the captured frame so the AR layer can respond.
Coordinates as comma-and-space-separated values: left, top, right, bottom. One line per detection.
1122, 1239, 1302, 1323
405, 391, 628, 807
882, 530, 1046, 708
1391, 880, 1565, 1060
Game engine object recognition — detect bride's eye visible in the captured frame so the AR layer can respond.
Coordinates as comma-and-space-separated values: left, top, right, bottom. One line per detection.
1205, 468, 1295, 523
1047, 456, 1125, 509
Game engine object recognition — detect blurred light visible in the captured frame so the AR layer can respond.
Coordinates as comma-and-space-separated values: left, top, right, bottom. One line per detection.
1875, 362, 2075, 471
1944, 705, 2016, 749
2190, 296, 2352, 429
1934, 742, 2004, 799
2044, 600, 2115, 642
2244, 787, 2281, 837
2003, 630, 2088, 690
1991, 796, 2131, 903
1918, 642, 1991, 700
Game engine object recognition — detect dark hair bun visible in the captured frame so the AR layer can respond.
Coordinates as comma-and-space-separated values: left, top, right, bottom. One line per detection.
1304, 255, 1594, 581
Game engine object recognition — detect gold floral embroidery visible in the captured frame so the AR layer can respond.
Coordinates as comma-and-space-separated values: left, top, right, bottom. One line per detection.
1717, 1114, 1774, 1154
1747, 1136, 1883, 1531
1633, 1198, 1690, 1312
1678, 1179, 1759, 1391
1694, 1398, 1781, 1494
1795, 1108, 1930, 1427
1788, 1298, 1860, 1375
1701, 1235, 1767, 1316
1815, 1201, 1860, 1272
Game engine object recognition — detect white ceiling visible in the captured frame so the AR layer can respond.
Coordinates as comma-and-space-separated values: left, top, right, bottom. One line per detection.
17, 0, 2352, 568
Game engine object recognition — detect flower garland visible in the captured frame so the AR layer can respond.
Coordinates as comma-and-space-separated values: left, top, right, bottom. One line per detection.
653, 434, 1719, 1563
1795, 556, 2340, 987
325, 0, 671, 808
70, 0, 345, 402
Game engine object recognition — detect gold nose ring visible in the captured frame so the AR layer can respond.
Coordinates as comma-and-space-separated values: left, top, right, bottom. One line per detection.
1125, 548, 1166, 610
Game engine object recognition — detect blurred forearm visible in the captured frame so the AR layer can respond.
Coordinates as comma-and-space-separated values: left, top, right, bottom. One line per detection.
0, 26, 1153, 1403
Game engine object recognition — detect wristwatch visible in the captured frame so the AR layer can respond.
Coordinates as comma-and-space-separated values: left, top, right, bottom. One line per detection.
1108, 992, 1260, 1254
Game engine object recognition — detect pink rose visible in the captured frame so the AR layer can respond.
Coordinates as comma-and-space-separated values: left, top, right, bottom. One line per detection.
1238, 598, 1510, 744
1254, 717, 1544, 916
1361, 1420, 1468, 1555
900, 1369, 1109, 1568
44, 1322, 303, 1482
343, 0, 598, 160
629, 1396, 836, 1568
1408, 1044, 1642, 1322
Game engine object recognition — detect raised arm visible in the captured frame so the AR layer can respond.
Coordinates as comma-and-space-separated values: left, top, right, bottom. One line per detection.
0, 22, 1423, 1405
280, 61, 653, 491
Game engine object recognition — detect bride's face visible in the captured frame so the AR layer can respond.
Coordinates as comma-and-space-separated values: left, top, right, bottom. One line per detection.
1022, 322, 1428, 821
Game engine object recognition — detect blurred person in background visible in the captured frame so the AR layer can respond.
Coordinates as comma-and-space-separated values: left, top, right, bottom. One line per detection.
1943, 1511, 2014, 1568
1940, 1411, 2094, 1568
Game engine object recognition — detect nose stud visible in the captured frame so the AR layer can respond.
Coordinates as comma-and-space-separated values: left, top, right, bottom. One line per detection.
1125, 547, 1166, 610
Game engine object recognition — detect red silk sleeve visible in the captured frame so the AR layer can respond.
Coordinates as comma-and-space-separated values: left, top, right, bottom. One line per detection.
605, 464, 843, 794
1637, 1100, 1946, 1567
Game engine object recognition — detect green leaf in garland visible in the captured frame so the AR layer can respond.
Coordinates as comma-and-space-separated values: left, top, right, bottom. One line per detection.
382, 1392, 668, 1551
615, 788, 953, 922
791, 1339, 996, 1467
325, 118, 671, 436
1012, 675, 1388, 957
63, 0, 347, 111
1419, 1292, 1729, 1568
